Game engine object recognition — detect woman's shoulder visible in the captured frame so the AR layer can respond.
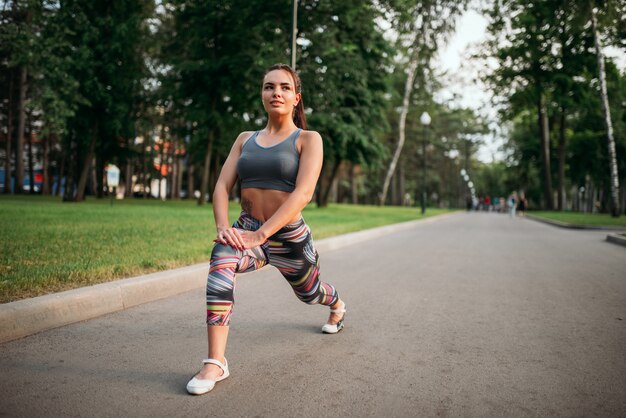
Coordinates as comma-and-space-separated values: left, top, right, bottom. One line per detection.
298, 129, 322, 143
296, 129, 323, 154
236, 130, 257, 141
234, 130, 258, 147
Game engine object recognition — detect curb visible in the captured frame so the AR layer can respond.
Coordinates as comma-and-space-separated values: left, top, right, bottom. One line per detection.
606, 233, 626, 248
0, 211, 459, 344
526, 214, 626, 231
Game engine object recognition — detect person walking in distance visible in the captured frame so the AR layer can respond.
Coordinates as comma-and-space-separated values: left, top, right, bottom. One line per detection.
186, 64, 347, 395
508, 191, 518, 218
517, 191, 528, 217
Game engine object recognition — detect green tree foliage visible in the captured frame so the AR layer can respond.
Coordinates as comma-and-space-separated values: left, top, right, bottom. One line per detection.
296, 0, 393, 206
482, 0, 625, 213
158, 0, 289, 204
378, 0, 470, 206
483, 0, 562, 209
58, 0, 153, 201
1, 0, 494, 210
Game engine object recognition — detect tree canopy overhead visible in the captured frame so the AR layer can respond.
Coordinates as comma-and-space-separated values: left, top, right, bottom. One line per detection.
0, 0, 623, 214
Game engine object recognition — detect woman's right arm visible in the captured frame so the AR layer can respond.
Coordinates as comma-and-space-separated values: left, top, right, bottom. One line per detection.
212, 131, 253, 249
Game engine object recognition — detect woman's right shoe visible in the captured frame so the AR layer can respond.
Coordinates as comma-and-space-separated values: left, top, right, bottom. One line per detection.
186, 358, 229, 395
321, 302, 346, 334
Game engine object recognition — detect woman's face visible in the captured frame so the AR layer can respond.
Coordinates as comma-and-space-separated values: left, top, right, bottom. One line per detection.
261, 69, 301, 117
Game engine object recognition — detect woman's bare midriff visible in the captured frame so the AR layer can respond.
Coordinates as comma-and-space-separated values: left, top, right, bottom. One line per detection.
240, 188, 302, 223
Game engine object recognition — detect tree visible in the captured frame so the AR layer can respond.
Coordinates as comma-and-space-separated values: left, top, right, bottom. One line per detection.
483, 1, 567, 209
294, 0, 393, 207
588, 2, 622, 216
29, 1, 86, 195
0, 0, 37, 194
159, 0, 288, 205
55, 0, 152, 202
484, 0, 624, 213
378, 0, 469, 206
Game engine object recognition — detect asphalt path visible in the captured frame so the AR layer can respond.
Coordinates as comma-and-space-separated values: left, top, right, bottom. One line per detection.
1, 212, 625, 417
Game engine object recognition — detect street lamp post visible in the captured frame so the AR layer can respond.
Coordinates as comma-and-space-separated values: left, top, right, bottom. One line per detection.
420, 111, 431, 215
291, 0, 298, 70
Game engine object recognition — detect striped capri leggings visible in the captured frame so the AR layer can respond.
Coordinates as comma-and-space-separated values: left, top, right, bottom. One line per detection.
206, 211, 339, 325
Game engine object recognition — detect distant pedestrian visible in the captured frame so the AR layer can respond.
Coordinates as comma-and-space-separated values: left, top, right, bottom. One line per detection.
186, 64, 346, 396
508, 191, 518, 218
517, 192, 528, 217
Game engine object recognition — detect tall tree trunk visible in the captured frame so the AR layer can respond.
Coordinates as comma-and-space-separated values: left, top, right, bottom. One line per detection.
619, 184, 626, 216
197, 130, 214, 205
142, 133, 149, 198
379, 51, 420, 206
169, 153, 175, 199
177, 157, 183, 200
209, 151, 220, 200
399, 162, 406, 205
538, 94, 553, 210
125, 137, 133, 198
63, 139, 76, 201
319, 159, 341, 207
42, 134, 51, 195
75, 123, 98, 202
158, 129, 166, 200
4, 71, 14, 193
90, 156, 97, 198
55, 153, 64, 197
391, 172, 398, 205
315, 162, 326, 206
14, 66, 27, 194
26, 112, 35, 193
591, 8, 620, 216
169, 138, 177, 199
187, 162, 194, 200
350, 163, 358, 204
95, 152, 104, 198
557, 107, 566, 211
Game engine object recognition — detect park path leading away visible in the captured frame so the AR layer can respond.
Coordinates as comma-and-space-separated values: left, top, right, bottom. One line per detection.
1, 213, 625, 417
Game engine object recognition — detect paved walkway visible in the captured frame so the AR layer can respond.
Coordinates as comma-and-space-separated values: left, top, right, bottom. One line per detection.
1, 213, 625, 417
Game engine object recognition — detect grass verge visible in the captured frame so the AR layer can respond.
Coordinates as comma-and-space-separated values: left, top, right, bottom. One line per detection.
529, 211, 626, 228
1, 195, 451, 302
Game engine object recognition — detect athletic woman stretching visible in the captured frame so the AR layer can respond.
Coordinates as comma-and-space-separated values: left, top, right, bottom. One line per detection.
186, 64, 346, 395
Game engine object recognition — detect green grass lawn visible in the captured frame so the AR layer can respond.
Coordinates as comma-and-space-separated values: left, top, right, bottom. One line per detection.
0, 195, 451, 302
529, 211, 626, 227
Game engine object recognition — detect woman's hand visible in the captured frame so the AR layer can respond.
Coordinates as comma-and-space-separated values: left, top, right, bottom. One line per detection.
241, 231, 265, 248
215, 228, 265, 250
215, 227, 245, 250
240, 230, 266, 249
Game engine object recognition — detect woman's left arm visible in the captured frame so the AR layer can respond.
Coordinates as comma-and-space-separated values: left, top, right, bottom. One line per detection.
240, 131, 323, 248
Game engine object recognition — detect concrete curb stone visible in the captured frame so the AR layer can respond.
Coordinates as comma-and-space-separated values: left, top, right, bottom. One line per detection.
526, 214, 626, 249
606, 233, 626, 248
0, 211, 459, 344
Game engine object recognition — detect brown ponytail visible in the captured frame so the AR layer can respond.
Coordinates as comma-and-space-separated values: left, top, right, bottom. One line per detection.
264, 63, 307, 130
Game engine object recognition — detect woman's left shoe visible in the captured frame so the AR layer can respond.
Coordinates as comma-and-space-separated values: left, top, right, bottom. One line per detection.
321, 301, 346, 334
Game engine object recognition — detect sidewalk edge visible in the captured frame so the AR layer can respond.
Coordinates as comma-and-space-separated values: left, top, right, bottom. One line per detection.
606, 233, 626, 248
0, 211, 458, 344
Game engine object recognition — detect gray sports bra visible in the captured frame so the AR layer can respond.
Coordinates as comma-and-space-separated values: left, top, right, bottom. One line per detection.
237, 129, 301, 192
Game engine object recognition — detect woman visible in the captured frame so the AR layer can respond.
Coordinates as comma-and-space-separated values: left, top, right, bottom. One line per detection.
186, 64, 346, 395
